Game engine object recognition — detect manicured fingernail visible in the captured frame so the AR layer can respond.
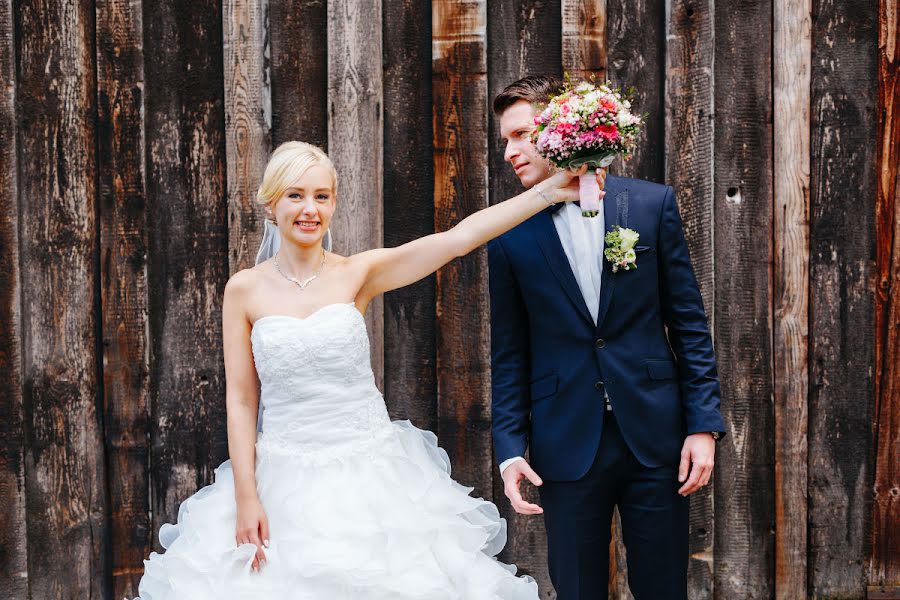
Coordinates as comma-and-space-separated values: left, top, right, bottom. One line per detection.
264, 539, 270, 547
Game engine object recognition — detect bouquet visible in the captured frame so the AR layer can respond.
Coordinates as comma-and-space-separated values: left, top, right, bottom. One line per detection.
532, 79, 643, 217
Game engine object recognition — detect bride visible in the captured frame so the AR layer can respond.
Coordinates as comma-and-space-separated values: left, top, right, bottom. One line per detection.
133, 141, 588, 599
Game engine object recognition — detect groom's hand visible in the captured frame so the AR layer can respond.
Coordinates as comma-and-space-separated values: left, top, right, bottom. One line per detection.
677, 432, 716, 496
501, 460, 544, 515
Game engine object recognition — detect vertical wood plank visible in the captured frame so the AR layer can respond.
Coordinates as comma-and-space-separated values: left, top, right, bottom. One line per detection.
486, 1, 560, 592
382, 0, 436, 429
606, 0, 664, 182
713, 0, 776, 597
665, 0, 715, 597
484, 1, 560, 593
327, 0, 384, 386
808, 0, 878, 596
872, 0, 900, 591
224, 0, 271, 274
16, 0, 110, 596
95, 0, 150, 595
143, 0, 230, 548
773, 0, 811, 597
270, 0, 327, 148
561, 0, 606, 81
0, 0, 27, 594
433, 0, 493, 501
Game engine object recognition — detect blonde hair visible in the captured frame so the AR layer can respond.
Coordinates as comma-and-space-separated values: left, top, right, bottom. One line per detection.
256, 141, 337, 209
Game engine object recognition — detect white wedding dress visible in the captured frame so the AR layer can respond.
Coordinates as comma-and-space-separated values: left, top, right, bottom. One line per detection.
133, 302, 538, 599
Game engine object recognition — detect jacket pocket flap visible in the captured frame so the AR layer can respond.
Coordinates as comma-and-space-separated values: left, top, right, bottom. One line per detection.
646, 359, 678, 380
530, 373, 558, 401
635, 245, 653, 253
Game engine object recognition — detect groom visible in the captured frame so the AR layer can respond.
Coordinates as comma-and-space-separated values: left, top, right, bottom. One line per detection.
488, 76, 726, 600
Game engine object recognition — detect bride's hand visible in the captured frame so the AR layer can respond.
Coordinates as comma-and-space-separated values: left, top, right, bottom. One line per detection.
539, 164, 590, 204
236, 495, 269, 572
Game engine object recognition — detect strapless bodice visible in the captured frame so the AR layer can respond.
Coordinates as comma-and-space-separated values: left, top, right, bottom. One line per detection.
250, 302, 391, 459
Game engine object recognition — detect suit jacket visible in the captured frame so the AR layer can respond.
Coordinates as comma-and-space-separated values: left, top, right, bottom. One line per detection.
488, 175, 726, 482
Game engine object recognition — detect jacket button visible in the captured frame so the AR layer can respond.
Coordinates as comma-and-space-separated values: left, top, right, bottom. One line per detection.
595, 380, 604, 391
595, 338, 606, 349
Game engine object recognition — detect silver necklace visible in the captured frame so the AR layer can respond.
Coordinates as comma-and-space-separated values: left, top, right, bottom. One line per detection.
274, 249, 326, 291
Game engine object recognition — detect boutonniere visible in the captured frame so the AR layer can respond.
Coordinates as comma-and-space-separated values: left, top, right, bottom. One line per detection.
604, 226, 640, 272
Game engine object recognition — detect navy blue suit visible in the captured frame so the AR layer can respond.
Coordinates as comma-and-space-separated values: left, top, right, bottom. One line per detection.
488, 175, 725, 598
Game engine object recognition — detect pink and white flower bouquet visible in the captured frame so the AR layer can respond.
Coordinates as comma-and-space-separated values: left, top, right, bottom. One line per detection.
532, 80, 643, 217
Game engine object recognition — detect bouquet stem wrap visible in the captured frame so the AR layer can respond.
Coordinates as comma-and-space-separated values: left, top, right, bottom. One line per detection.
579, 172, 602, 217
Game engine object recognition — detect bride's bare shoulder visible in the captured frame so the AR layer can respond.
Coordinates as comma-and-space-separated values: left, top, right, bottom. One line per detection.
225, 265, 270, 297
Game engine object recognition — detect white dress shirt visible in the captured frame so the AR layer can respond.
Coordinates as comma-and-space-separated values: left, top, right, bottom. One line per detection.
499, 200, 607, 475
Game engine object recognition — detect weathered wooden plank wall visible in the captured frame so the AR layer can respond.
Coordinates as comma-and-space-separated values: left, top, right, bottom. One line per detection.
873, 0, 900, 594
0, 1, 894, 599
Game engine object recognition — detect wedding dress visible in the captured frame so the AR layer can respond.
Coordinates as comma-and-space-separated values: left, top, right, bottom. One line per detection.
133, 302, 538, 599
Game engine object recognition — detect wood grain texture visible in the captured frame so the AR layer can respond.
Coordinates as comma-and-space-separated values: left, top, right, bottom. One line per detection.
485, 1, 560, 594
664, 1, 715, 597
327, 0, 385, 387
486, 0, 561, 209
270, 0, 328, 148
773, 0, 811, 597
95, 0, 150, 594
16, 0, 110, 596
142, 0, 230, 549
606, 0, 664, 182
0, 0, 27, 594
433, 0, 493, 502
808, 0, 878, 596
561, 0, 606, 81
224, 0, 271, 274
872, 0, 900, 589
713, 0, 776, 597
382, 0, 437, 430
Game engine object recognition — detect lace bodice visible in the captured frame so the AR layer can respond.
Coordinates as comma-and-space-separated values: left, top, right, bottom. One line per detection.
250, 302, 391, 459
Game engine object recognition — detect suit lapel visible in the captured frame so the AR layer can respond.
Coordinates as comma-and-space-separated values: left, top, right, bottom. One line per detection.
595, 184, 625, 331
532, 209, 595, 326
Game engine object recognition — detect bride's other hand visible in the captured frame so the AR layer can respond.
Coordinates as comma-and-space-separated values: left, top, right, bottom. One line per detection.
235, 495, 269, 571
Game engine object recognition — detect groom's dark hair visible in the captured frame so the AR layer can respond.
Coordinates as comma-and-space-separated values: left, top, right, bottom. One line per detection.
492, 75, 564, 115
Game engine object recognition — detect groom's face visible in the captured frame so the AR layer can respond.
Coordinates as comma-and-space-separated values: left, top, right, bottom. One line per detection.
499, 99, 552, 189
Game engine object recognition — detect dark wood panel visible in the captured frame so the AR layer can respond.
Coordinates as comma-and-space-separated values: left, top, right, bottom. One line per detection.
0, 0, 27, 594
606, 0, 664, 183
224, 0, 270, 273
713, 0, 776, 597
773, 1, 811, 597
433, 0, 493, 502
142, 0, 231, 549
486, 1, 560, 594
664, 1, 715, 596
808, 0, 878, 596
382, 0, 437, 429
95, 0, 151, 595
327, 0, 385, 386
270, 0, 328, 148
872, 0, 900, 589
16, 0, 110, 596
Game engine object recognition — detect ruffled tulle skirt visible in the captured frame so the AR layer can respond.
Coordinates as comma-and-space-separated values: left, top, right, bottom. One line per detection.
131, 421, 538, 599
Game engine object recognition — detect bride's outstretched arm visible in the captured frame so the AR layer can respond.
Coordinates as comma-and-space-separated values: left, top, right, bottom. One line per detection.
356, 166, 587, 300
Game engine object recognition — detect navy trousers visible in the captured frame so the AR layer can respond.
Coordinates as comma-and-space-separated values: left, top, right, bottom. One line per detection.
538, 410, 689, 600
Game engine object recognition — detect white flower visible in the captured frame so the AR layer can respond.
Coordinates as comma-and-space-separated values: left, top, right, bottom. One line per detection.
624, 100, 632, 109
576, 82, 594, 93
624, 248, 636, 262
619, 228, 639, 251
616, 110, 633, 128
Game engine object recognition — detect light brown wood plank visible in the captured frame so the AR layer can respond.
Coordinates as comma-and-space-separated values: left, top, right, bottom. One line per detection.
561, 0, 606, 81
774, 0, 811, 597
327, 0, 384, 386
225, 0, 271, 274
